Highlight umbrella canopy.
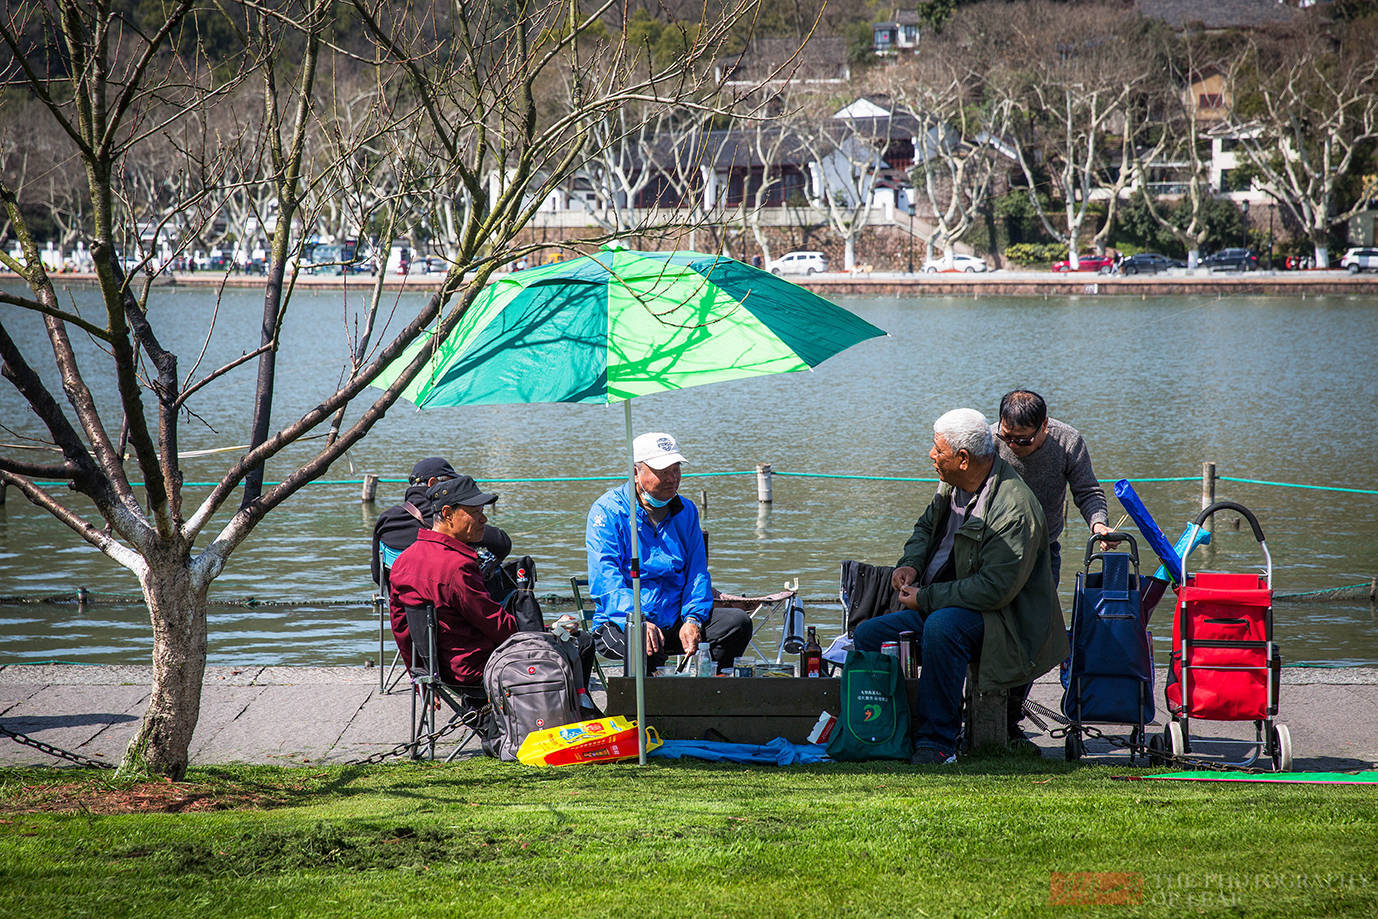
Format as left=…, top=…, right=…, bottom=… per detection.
left=374, top=247, right=885, bottom=407
left=375, top=247, right=886, bottom=763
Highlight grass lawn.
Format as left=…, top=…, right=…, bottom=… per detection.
left=1, top=758, right=1374, bottom=918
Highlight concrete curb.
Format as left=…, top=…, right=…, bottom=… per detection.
left=2, top=665, right=1375, bottom=770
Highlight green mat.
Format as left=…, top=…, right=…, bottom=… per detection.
left=1133, top=771, right=1378, bottom=784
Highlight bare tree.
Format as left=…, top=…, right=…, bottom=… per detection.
left=884, top=57, right=1012, bottom=263
left=737, top=119, right=805, bottom=265
left=790, top=99, right=892, bottom=271
left=1227, top=32, right=1378, bottom=268
left=1133, top=38, right=1225, bottom=269
left=991, top=4, right=1148, bottom=268
left=0, top=0, right=762, bottom=778
left=566, top=102, right=668, bottom=234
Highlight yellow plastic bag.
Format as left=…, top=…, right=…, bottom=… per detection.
left=516, top=715, right=661, bottom=766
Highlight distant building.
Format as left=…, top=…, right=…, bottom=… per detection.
left=872, top=11, right=920, bottom=56
left=1188, top=68, right=1231, bottom=124
left=715, top=37, right=850, bottom=86
left=1134, top=0, right=1305, bottom=30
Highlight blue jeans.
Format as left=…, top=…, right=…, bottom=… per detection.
left=855, top=606, right=984, bottom=753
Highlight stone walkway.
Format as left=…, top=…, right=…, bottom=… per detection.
left=2, top=664, right=1376, bottom=770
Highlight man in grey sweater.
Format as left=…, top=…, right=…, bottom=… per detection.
left=993, top=390, right=1112, bottom=747
left=993, top=390, right=1112, bottom=583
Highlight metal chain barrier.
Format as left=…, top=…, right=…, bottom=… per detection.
left=0, top=723, right=116, bottom=770
left=1023, top=699, right=1269, bottom=774
left=3, top=707, right=487, bottom=770
left=344, top=705, right=487, bottom=766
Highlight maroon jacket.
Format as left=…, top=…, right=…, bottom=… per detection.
left=388, top=529, right=517, bottom=685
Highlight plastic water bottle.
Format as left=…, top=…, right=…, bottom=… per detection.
left=695, top=641, right=714, bottom=677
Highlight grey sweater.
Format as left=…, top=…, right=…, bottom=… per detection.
left=991, top=418, right=1108, bottom=545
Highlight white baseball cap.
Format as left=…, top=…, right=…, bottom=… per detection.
left=633, top=432, right=687, bottom=470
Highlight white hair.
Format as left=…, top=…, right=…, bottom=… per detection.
left=934, top=408, right=994, bottom=457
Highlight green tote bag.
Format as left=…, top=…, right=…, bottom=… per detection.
left=826, top=649, right=912, bottom=761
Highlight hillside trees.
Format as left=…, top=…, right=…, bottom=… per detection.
left=882, top=49, right=1012, bottom=263
left=1227, top=29, right=1378, bottom=268
left=991, top=3, right=1156, bottom=267
left=1131, top=34, right=1228, bottom=269
left=0, top=0, right=764, bottom=779
left=791, top=100, right=892, bottom=271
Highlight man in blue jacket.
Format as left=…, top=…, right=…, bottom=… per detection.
left=586, top=432, right=751, bottom=675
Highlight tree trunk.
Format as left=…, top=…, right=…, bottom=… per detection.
left=120, top=553, right=208, bottom=780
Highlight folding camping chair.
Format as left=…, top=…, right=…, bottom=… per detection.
left=402, top=603, right=490, bottom=761
left=569, top=577, right=610, bottom=687
left=374, top=542, right=409, bottom=693
left=840, top=559, right=900, bottom=636
left=711, top=584, right=803, bottom=664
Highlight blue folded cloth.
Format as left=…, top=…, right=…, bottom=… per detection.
left=649, top=736, right=832, bottom=765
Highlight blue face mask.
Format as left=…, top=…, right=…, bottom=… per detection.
left=640, top=490, right=672, bottom=508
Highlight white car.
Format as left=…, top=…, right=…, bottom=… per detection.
left=1340, top=247, right=1378, bottom=274
left=922, top=253, right=988, bottom=273
left=766, top=250, right=827, bottom=275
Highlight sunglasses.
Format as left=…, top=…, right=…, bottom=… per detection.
left=998, top=428, right=1039, bottom=447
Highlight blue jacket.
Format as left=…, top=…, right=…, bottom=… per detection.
left=585, top=483, right=713, bottom=631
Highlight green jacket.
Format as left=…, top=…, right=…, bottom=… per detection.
left=899, top=456, right=1067, bottom=691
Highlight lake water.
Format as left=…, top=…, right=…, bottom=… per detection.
left=2, top=284, right=1376, bottom=666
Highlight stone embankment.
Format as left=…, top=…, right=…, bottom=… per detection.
left=3, top=664, right=1375, bottom=770
left=32, top=269, right=1378, bottom=297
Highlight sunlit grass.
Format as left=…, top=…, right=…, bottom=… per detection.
left=1, top=759, right=1374, bottom=918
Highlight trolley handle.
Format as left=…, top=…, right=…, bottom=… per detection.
left=1193, top=501, right=1265, bottom=543
left=1082, top=531, right=1139, bottom=570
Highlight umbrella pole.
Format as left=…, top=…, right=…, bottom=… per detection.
left=624, top=399, right=647, bottom=765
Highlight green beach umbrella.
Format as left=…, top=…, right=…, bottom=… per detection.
left=379, top=246, right=884, bottom=406
left=375, top=246, right=886, bottom=761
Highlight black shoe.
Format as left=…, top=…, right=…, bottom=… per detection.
left=1008, top=734, right=1042, bottom=758
left=910, top=747, right=957, bottom=765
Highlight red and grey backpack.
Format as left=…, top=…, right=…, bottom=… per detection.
left=482, top=631, right=582, bottom=761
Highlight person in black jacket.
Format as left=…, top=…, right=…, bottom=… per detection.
left=371, top=457, right=599, bottom=693
left=371, top=457, right=511, bottom=588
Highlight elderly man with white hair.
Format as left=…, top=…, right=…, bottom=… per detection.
left=855, top=408, right=1066, bottom=764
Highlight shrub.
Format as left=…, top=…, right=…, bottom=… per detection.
left=1004, top=242, right=1066, bottom=265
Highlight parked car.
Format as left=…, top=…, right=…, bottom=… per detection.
left=1051, top=252, right=1115, bottom=273
left=921, top=253, right=989, bottom=273
left=1119, top=252, right=1185, bottom=275
left=1340, top=247, right=1378, bottom=274
left=766, top=250, right=827, bottom=275
left=1202, top=248, right=1259, bottom=271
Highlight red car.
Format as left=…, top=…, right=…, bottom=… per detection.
left=1051, top=252, right=1115, bottom=273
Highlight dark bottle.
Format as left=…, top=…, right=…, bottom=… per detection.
left=802, top=626, right=823, bottom=678
left=898, top=630, right=919, bottom=679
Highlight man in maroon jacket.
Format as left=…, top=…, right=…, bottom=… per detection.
left=388, top=475, right=517, bottom=685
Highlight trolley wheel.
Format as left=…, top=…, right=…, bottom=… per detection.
left=1147, top=732, right=1165, bottom=766
left=1064, top=733, right=1084, bottom=761
left=1270, top=724, right=1293, bottom=773
left=1165, top=721, right=1186, bottom=760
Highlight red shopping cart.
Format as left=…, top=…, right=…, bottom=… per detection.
left=1153, top=501, right=1292, bottom=771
